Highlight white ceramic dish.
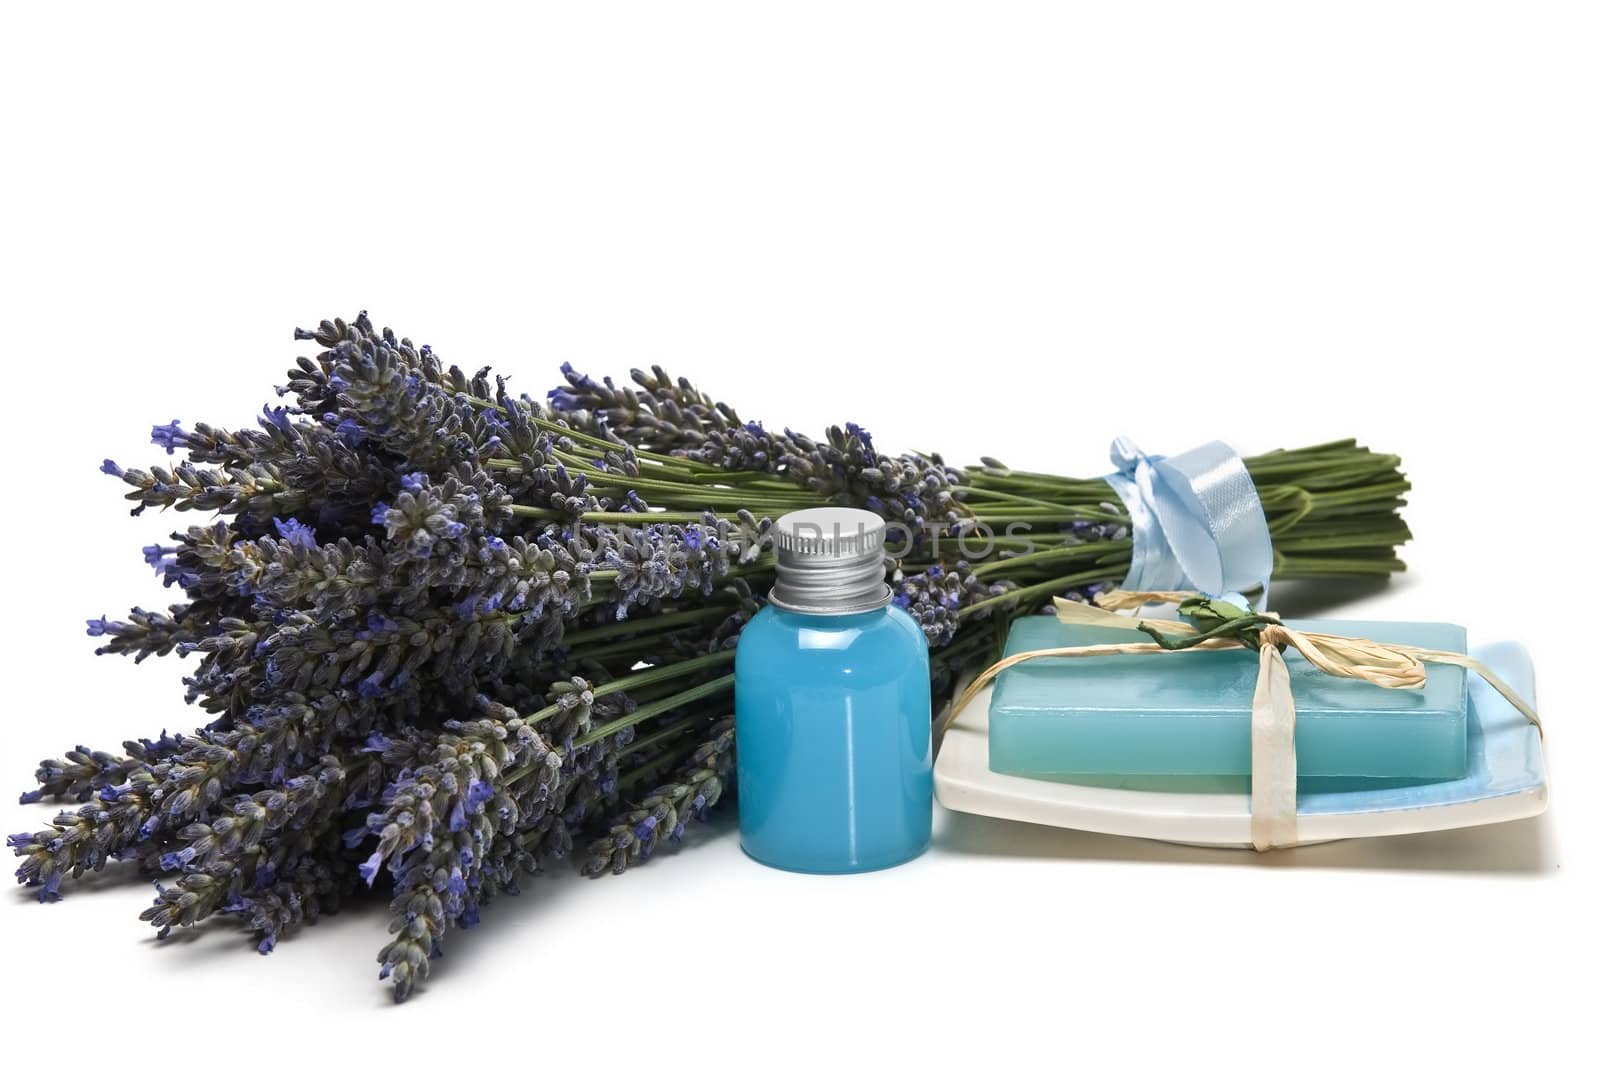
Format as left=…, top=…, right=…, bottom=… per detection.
left=934, top=641, right=1547, bottom=849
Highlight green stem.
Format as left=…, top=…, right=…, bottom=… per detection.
left=523, top=649, right=736, bottom=726
left=561, top=606, right=735, bottom=647
left=970, top=539, right=1132, bottom=578
left=617, top=738, right=705, bottom=792
left=574, top=674, right=736, bottom=747
left=960, top=567, right=1125, bottom=618
left=510, top=505, right=716, bottom=524
left=616, top=703, right=728, bottom=761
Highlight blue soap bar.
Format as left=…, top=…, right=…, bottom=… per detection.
left=988, top=616, right=1469, bottom=781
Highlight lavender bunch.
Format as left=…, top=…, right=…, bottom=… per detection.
left=13, top=313, right=1412, bottom=1002
left=546, top=360, right=1411, bottom=691
left=15, top=316, right=756, bottom=1000
left=549, top=364, right=965, bottom=536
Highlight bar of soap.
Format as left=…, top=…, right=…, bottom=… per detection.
left=988, top=616, right=1469, bottom=781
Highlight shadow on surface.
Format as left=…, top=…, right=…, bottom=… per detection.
left=411, top=807, right=741, bottom=1004
left=5, top=804, right=746, bottom=1007
left=1266, top=574, right=1412, bottom=618
left=934, top=807, right=1557, bottom=875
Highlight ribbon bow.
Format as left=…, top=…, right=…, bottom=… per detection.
left=1105, top=438, right=1275, bottom=609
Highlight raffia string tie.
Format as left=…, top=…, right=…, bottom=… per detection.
left=945, top=591, right=1541, bottom=852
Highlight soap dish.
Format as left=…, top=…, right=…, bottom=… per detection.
left=933, top=641, right=1548, bottom=849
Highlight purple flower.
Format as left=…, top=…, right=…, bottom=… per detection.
left=546, top=388, right=583, bottom=412
left=547, top=362, right=600, bottom=411
left=464, top=779, right=494, bottom=812
left=137, top=731, right=181, bottom=758
left=100, top=459, right=124, bottom=477
left=151, top=419, right=188, bottom=454
left=359, top=732, right=392, bottom=754
left=363, top=612, right=399, bottom=635
left=142, top=544, right=177, bottom=573
left=359, top=849, right=385, bottom=887
left=272, top=517, right=319, bottom=550
left=260, top=404, right=295, bottom=434
left=159, top=846, right=196, bottom=871
left=332, top=416, right=365, bottom=445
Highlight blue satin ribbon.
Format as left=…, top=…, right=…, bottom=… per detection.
left=1103, top=437, right=1274, bottom=609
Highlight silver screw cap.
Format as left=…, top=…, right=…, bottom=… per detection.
left=768, top=507, right=892, bottom=615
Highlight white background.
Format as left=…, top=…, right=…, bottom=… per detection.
left=2, top=3, right=1595, bottom=1066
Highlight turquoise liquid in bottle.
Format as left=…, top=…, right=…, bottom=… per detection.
left=735, top=508, right=932, bottom=874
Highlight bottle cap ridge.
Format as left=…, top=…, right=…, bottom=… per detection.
left=769, top=507, right=892, bottom=615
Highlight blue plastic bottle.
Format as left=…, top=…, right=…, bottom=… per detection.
left=735, top=507, right=932, bottom=873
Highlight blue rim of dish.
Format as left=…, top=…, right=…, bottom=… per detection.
left=1295, top=641, right=1543, bottom=816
